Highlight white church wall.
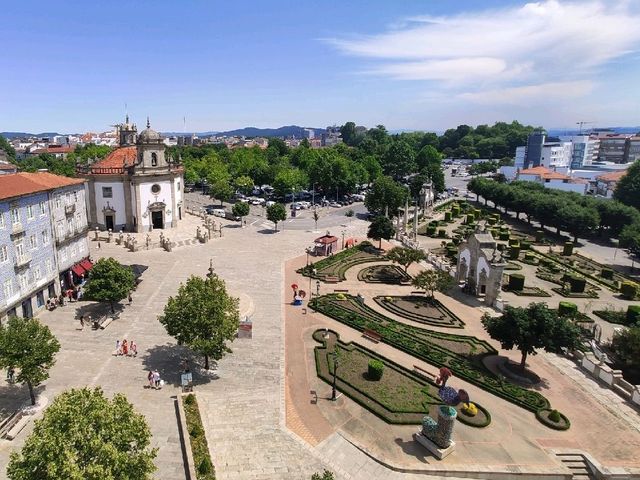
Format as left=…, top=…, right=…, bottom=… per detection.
left=139, top=180, right=174, bottom=229
left=94, top=181, right=126, bottom=227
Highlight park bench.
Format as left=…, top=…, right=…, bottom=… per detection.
left=324, top=275, right=339, bottom=283
left=334, top=289, right=349, bottom=293
left=362, top=328, right=382, bottom=343
left=411, top=291, right=426, bottom=295
left=413, top=365, right=436, bottom=381
left=1, top=411, right=27, bottom=440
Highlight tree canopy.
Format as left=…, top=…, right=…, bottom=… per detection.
left=386, top=247, right=426, bottom=272
left=364, top=176, right=408, bottom=216
left=611, top=325, right=640, bottom=370
left=367, top=216, right=395, bottom=249
left=614, top=160, right=640, bottom=211
left=7, top=387, right=157, bottom=480
left=266, top=203, right=287, bottom=231
left=159, top=274, right=240, bottom=370
left=411, top=269, right=454, bottom=298
left=232, top=201, right=250, bottom=218
left=0, top=316, right=60, bottom=405
left=481, top=303, right=581, bottom=370
left=84, top=257, right=136, bottom=313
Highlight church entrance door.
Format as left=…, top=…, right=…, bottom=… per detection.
left=105, top=214, right=114, bottom=231
left=151, top=210, right=164, bottom=229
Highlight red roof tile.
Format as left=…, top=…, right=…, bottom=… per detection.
left=90, top=146, right=137, bottom=172
left=597, top=170, right=627, bottom=182
left=519, top=166, right=570, bottom=180
left=0, top=172, right=85, bottom=201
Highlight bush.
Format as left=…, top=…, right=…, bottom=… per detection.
left=562, top=242, right=574, bottom=256
left=627, top=305, right=640, bottom=324
left=508, top=238, right=519, bottom=247
left=198, top=457, right=213, bottom=475
left=524, top=252, right=536, bottom=261
left=452, top=205, right=460, bottom=217
left=601, top=268, right=614, bottom=280
left=520, top=240, right=531, bottom=250
left=438, top=229, right=446, bottom=238
left=487, top=216, right=497, bottom=225
left=535, top=230, right=545, bottom=242
left=368, top=359, right=384, bottom=380
left=444, top=211, right=452, bottom=222
left=509, top=246, right=520, bottom=260
left=461, top=402, right=478, bottom=417
left=184, top=393, right=196, bottom=405
left=466, top=213, right=475, bottom=224
left=558, top=301, right=578, bottom=317
left=568, top=276, right=586, bottom=293
left=548, top=409, right=561, bottom=422
left=499, top=231, right=510, bottom=241
left=426, top=225, right=437, bottom=236
left=621, top=281, right=638, bottom=300
left=508, top=274, right=525, bottom=291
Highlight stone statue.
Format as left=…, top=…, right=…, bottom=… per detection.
left=415, top=405, right=457, bottom=459
left=146, top=234, right=151, bottom=249
left=107, top=230, right=113, bottom=243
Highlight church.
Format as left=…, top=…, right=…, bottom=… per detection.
left=79, top=117, right=184, bottom=233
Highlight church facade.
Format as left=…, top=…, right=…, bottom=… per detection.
left=79, top=117, right=184, bottom=233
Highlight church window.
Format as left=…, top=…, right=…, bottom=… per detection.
left=102, top=187, right=112, bottom=198
left=151, top=184, right=161, bottom=194
left=151, top=153, right=158, bottom=166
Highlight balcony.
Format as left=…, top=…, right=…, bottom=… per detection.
left=10, top=222, right=24, bottom=236
left=64, top=204, right=76, bottom=216
left=55, top=226, right=89, bottom=246
left=14, top=254, right=32, bottom=269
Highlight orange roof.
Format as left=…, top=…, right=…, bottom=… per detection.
left=597, top=170, right=627, bottom=182
left=32, top=145, right=75, bottom=154
left=0, top=172, right=85, bottom=201
left=519, top=166, right=551, bottom=175
left=519, top=166, right=570, bottom=180
left=315, top=234, right=338, bottom=244
left=91, top=146, right=137, bottom=171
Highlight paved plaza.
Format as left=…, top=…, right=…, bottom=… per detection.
left=1, top=208, right=640, bottom=480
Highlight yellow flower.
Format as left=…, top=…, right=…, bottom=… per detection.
left=462, top=402, right=478, bottom=417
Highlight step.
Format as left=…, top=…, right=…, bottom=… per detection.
left=562, top=461, right=588, bottom=469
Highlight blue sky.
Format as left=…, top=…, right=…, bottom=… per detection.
left=1, top=0, right=639, bottom=133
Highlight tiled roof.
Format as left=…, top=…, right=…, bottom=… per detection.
left=0, top=172, right=85, bottom=201
left=597, top=170, right=627, bottom=182
left=519, top=166, right=553, bottom=175
left=91, top=146, right=137, bottom=171
left=519, top=166, right=570, bottom=180
left=31, top=145, right=75, bottom=154
left=315, top=235, right=338, bottom=244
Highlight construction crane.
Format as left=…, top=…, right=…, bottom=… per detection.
left=576, top=121, right=596, bottom=134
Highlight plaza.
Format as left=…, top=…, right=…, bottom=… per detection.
left=1, top=202, right=640, bottom=480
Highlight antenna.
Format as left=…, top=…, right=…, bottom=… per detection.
left=576, top=121, right=595, bottom=134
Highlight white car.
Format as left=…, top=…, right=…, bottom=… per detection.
left=250, top=198, right=264, bottom=205
left=265, top=200, right=276, bottom=207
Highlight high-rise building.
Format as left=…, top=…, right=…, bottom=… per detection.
left=524, top=131, right=545, bottom=168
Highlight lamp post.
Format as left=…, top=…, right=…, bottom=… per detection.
left=331, top=350, right=339, bottom=401
left=316, top=280, right=320, bottom=297
left=207, top=259, right=215, bottom=279
left=341, top=230, right=346, bottom=250
left=312, top=183, right=317, bottom=207
left=306, top=247, right=311, bottom=266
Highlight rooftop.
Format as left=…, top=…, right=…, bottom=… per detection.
left=0, top=172, right=85, bottom=201
left=597, top=170, right=628, bottom=182
left=89, top=146, right=137, bottom=172
left=519, top=166, right=571, bottom=180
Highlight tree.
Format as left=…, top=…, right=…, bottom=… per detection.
left=84, top=257, right=136, bottom=313
left=233, top=175, right=254, bottom=195
left=340, top=122, right=357, bottom=146
left=611, top=325, right=640, bottom=369
left=412, top=269, right=454, bottom=299
left=273, top=167, right=308, bottom=198
left=364, top=176, right=408, bottom=216
left=268, top=137, right=289, bottom=156
left=7, top=387, right=157, bottom=480
left=382, top=140, right=416, bottom=178
left=0, top=134, right=16, bottom=161
left=232, top=201, right=250, bottom=221
left=159, top=274, right=240, bottom=370
left=613, top=160, right=639, bottom=210
left=0, top=317, right=60, bottom=405
left=386, top=247, right=426, bottom=272
left=209, top=180, right=233, bottom=206
left=312, top=208, right=320, bottom=231
left=481, top=303, right=581, bottom=370
left=311, top=470, right=335, bottom=480
left=266, top=202, right=287, bottom=231
left=367, top=215, right=395, bottom=249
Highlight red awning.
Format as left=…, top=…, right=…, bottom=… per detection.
left=80, top=259, right=93, bottom=271
left=71, top=264, right=86, bottom=277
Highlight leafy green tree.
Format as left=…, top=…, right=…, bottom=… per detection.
left=382, top=140, right=416, bottom=178
left=558, top=203, right=600, bottom=243
left=620, top=223, right=640, bottom=258
left=613, top=160, right=639, bottom=210
left=386, top=247, right=426, bottom=272
left=232, top=201, right=250, bottom=220
left=273, top=167, right=308, bottom=197
left=367, top=215, right=395, bottom=249
left=209, top=180, right=234, bottom=206
left=266, top=202, right=287, bottom=231
left=364, top=176, right=408, bottom=216
left=311, top=470, right=335, bottom=480
left=0, top=317, right=60, bottom=405
left=159, top=274, right=240, bottom=370
left=84, top=257, right=136, bottom=313
left=234, top=175, right=254, bottom=195
left=481, top=303, right=581, bottom=370
left=340, top=122, right=357, bottom=146
left=7, top=387, right=157, bottom=480
left=416, top=145, right=445, bottom=192
left=0, top=134, right=16, bottom=160
left=412, top=269, right=453, bottom=299
left=611, top=325, right=640, bottom=369
left=267, top=137, right=289, bottom=156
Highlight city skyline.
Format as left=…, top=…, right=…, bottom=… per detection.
left=1, top=0, right=639, bottom=133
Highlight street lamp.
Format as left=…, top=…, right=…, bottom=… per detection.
left=331, top=350, right=339, bottom=401
left=341, top=230, right=346, bottom=250
left=316, top=280, right=320, bottom=297
left=312, top=183, right=317, bottom=207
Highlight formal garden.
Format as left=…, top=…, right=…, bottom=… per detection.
left=308, top=293, right=569, bottom=428
left=373, top=295, right=465, bottom=328
left=357, top=265, right=412, bottom=285
left=298, top=241, right=381, bottom=282
left=312, top=330, right=491, bottom=428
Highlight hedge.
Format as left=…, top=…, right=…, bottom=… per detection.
left=568, top=276, right=586, bottom=293
left=562, top=242, right=574, bottom=256
left=466, top=213, right=475, bottom=224
left=535, top=230, right=545, bottom=242
left=601, top=268, right=614, bottom=280
left=535, top=408, right=570, bottom=431
left=368, top=359, right=384, bottom=380
left=520, top=240, right=531, bottom=250
left=621, top=282, right=638, bottom=300
left=499, top=231, right=510, bottom=241
left=627, top=305, right=640, bottom=324
left=438, top=229, right=447, bottom=238
left=509, top=246, right=520, bottom=260
left=444, top=211, right=452, bottom=222
left=508, top=274, right=525, bottom=291
left=558, top=301, right=578, bottom=317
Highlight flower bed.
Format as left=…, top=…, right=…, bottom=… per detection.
left=455, top=402, right=491, bottom=428
left=298, top=241, right=381, bottom=282
left=312, top=329, right=491, bottom=427
left=535, top=408, right=570, bottom=431
left=503, top=285, right=552, bottom=297
left=309, top=294, right=557, bottom=420
left=551, top=287, right=599, bottom=299
left=183, top=394, right=216, bottom=479
left=357, top=265, right=412, bottom=285
left=373, top=295, right=465, bottom=328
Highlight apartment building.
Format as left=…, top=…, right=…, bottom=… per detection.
left=0, top=172, right=90, bottom=322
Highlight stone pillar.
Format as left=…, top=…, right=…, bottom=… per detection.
left=403, top=198, right=409, bottom=233
left=413, top=205, right=418, bottom=239
left=433, top=406, right=456, bottom=448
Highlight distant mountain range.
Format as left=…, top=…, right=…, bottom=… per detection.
left=1, top=132, right=64, bottom=139
left=186, top=125, right=326, bottom=138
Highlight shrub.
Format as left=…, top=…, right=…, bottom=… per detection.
left=548, top=409, right=561, bottom=423
left=535, top=230, right=545, bottom=242
left=444, top=211, right=452, bottom=221
left=452, top=205, right=460, bottom=216
left=189, top=423, right=203, bottom=437
left=461, top=402, right=478, bottom=417
left=558, top=301, right=578, bottom=317
left=568, top=276, right=586, bottom=293
left=627, top=305, right=640, bottom=324
left=466, top=213, right=475, bottom=224
left=509, top=246, right=520, bottom=260
left=487, top=216, right=497, bottom=225
left=562, top=242, right=574, bottom=256
left=520, top=240, right=531, bottom=250
left=499, top=231, right=510, bottom=241
left=438, top=229, right=446, bottom=238
left=184, top=393, right=196, bottom=405
left=508, top=238, right=519, bottom=247
left=524, top=252, right=536, bottom=261
left=601, top=268, right=614, bottom=280
left=198, top=457, right=213, bottom=475
left=426, top=225, right=437, bottom=236
left=368, top=359, right=384, bottom=380
left=336, top=293, right=347, bottom=300
left=508, top=274, right=525, bottom=291
left=621, top=281, right=638, bottom=300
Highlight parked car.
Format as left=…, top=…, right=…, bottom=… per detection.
left=265, top=200, right=276, bottom=207
left=329, top=201, right=341, bottom=208
left=206, top=207, right=226, bottom=217
left=225, top=211, right=241, bottom=221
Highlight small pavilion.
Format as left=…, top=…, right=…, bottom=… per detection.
left=314, top=233, right=339, bottom=256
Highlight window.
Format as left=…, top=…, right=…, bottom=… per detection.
left=42, top=229, right=49, bottom=245
left=39, top=200, right=46, bottom=215
left=151, top=152, right=158, bottom=166
left=0, top=212, right=4, bottom=228
left=102, top=187, right=113, bottom=198
left=18, top=273, right=28, bottom=291
left=67, top=218, right=74, bottom=235
left=45, top=258, right=53, bottom=273
left=76, top=212, right=82, bottom=229
left=0, top=245, right=8, bottom=263
left=14, top=240, right=25, bottom=259
left=177, top=181, right=181, bottom=191
left=60, top=247, right=67, bottom=262
left=56, top=220, right=64, bottom=237
left=27, top=204, right=34, bottom=219
left=34, top=266, right=41, bottom=281
left=4, top=279, right=12, bottom=299
left=55, top=195, right=61, bottom=208
left=29, top=234, right=37, bottom=249
left=151, top=184, right=161, bottom=194
left=10, top=207, right=19, bottom=225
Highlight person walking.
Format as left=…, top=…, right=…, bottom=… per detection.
left=6, top=367, right=15, bottom=383
left=122, top=339, right=128, bottom=356
left=147, top=370, right=154, bottom=388
left=115, top=339, right=121, bottom=356
left=128, top=293, right=133, bottom=306
left=79, top=315, right=85, bottom=330
left=130, top=341, right=137, bottom=357
left=153, top=370, right=161, bottom=389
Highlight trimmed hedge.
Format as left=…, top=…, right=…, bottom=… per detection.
left=535, top=230, right=545, bottom=242
left=627, top=305, right=640, bottom=324
left=562, top=242, right=574, bottom=256
left=183, top=394, right=216, bottom=480
left=558, top=301, right=578, bottom=317
left=520, top=240, right=531, bottom=250
left=368, top=359, right=384, bottom=380
left=444, top=211, right=452, bottom=222
left=601, top=268, right=614, bottom=280
left=499, top=231, right=510, bottom=241
left=508, top=274, right=525, bottom=291
left=568, top=276, right=586, bottom=293
left=438, top=229, right=447, bottom=238
left=535, top=408, right=570, bottom=431
left=509, top=246, right=520, bottom=260
left=621, top=282, right=638, bottom=300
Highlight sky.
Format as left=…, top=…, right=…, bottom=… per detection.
left=1, top=0, right=639, bottom=133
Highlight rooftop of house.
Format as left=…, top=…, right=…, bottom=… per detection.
left=597, top=170, right=628, bottom=182
left=0, top=172, right=85, bottom=201
left=89, top=146, right=137, bottom=171
left=519, top=166, right=571, bottom=180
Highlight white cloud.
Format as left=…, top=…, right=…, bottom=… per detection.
left=327, top=0, right=640, bottom=104
left=458, top=81, right=595, bottom=105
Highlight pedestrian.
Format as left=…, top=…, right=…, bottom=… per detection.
left=115, top=339, right=121, bottom=356
left=122, top=339, right=128, bottom=356
left=128, top=293, right=132, bottom=305
left=79, top=315, right=85, bottom=330
left=130, top=341, right=137, bottom=357
left=97, top=241, right=101, bottom=249
left=6, top=367, right=15, bottom=383
left=147, top=370, right=154, bottom=388
left=153, top=370, right=161, bottom=389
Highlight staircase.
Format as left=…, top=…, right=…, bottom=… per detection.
left=556, top=452, right=595, bottom=480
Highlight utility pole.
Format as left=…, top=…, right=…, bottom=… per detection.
left=576, top=121, right=595, bottom=135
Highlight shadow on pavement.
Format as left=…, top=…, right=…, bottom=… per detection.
left=257, top=229, right=278, bottom=234
left=0, top=381, right=47, bottom=415
left=74, top=301, right=125, bottom=321
left=140, top=343, right=218, bottom=388
left=394, top=437, right=431, bottom=463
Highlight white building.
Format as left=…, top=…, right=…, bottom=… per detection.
left=79, top=117, right=184, bottom=233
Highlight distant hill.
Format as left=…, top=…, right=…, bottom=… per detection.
left=210, top=125, right=324, bottom=138
left=548, top=126, right=640, bottom=137
left=1, top=132, right=63, bottom=139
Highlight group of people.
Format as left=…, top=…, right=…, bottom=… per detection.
left=46, top=286, right=85, bottom=311
left=114, top=339, right=137, bottom=357
left=147, top=370, right=163, bottom=389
